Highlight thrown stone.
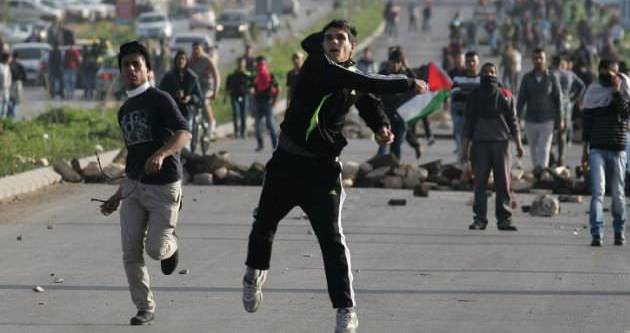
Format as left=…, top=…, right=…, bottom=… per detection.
left=54, top=277, right=64, bottom=284
left=16, top=235, right=22, bottom=241
left=33, top=286, right=45, bottom=293
left=179, top=269, right=190, bottom=275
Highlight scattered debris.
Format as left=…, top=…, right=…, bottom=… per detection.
left=32, top=286, right=45, bottom=293
left=178, top=269, right=190, bottom=275
left=16, top=235, right=22, bottom=241
left=54, top=278, right=64, bottom=284
left=46, top=224, right=54, bottom=230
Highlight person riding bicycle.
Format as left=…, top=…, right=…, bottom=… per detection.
left=159, top=50, right=203, bottom=153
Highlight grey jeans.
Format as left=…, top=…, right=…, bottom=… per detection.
left=119, top=178, right=182, bottom=312
left=525, top=120, right=555, bottom=168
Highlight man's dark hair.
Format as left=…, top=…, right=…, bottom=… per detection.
left=599, top=58, right=619, bottom=71
left=255, top=55, right=266, bottom=63
left=533, top=47, right=545, bottom=55
left=321, top=19, right=358, bottom=43
left=192, top=41, right=202, bottom=48
left=464, top=50, right=478, bottom=59
left=481, top=62, right=496, bottom=72
left=12, top=51, right=19, bottom=59
left=118, top=40, right=152, bottom=71
left=388, top=49, right=404, bottom=62
left=551, top=54, right=562, bottom=67
left=173, top=49, right=187, bottom=66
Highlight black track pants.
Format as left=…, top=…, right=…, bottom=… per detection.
left=245, top=148, right=355, bottom=309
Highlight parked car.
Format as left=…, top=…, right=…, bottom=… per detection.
left=0, top=23, right=32, bottom=44
left=188, top=5, right=216, bottom=30
left=11, top=42, right=52, bottom=84
left=215, top=10, right=250, bottom=41
left=95, top=55, right=123, bottom=100
left=249, top=12, right=280, bottom=33
left=169, top=32, right=214, bottom=56
left=136, top=12, right=173, bottom=39
left=8, top=0, right=64, bottom=22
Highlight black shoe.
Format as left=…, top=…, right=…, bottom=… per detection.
left=130, top=311, right=154, bottom=326
left=615, top=232, right=625, bottom=246
left=469, top=221, right=487, bottom=230
left=497, top=221, right=518, bottom=231
left=161, top=250, right=179, bottom=275
left=591, top=235, right=603, bottom=247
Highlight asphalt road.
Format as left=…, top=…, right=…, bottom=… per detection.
left=4, top=2, right=630, bottom=333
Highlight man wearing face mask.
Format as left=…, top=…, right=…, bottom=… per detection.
left=463, top=63, right=524, bottom=231
left=517, top=48, right=562, bottom=174
left=241, top=19, right=427, bottom=333
left=582, top=59, right=630, bottom=247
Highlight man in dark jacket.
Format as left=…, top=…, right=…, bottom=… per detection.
left=517, top=48, right=562, bottom=172
left=463, top=62, right=524, bottom=231
left=159, top=50, right=202, bottom=152
left=241, top=19, right=427, bottom=333
left=225, top=57, right=253, bottom=139
left=376, top=48, right=421, bottom=159
left=581, top=59, right=630, bottom=247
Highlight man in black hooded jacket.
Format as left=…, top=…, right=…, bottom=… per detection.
left=159, top=50, right=202, bottom=151
left=241, top=19, right=427, bottom=333
left=462, top=62, right=524, bottom=231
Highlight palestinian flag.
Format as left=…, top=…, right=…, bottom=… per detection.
left=397, top=62, right=452, bottom=125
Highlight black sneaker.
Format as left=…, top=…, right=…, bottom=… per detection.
left=469, top=221, right=487, bottom=230
left=497, top=221, right=518, bottom=231
left=161, top=250, right=179, bottom=275
left=591, top=235, right=603, bottom=247
left=615, top=232, right=625, bottom=246
left=130, top=311, right=154, bottom=326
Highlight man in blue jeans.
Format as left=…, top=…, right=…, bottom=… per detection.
left=582, top=59, right=630, bottom=247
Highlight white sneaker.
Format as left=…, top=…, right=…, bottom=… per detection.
left=335, top=307, right=359, bottom=333
left=242, top=267, right=267, bottom=313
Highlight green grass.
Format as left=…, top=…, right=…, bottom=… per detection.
left=0, top=107, right=122, bottom=178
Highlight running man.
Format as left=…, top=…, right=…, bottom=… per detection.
left=100, top=41, right=191, bottom=326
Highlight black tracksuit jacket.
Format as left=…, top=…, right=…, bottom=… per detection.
left=279, top=32, right=417, bottom=158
